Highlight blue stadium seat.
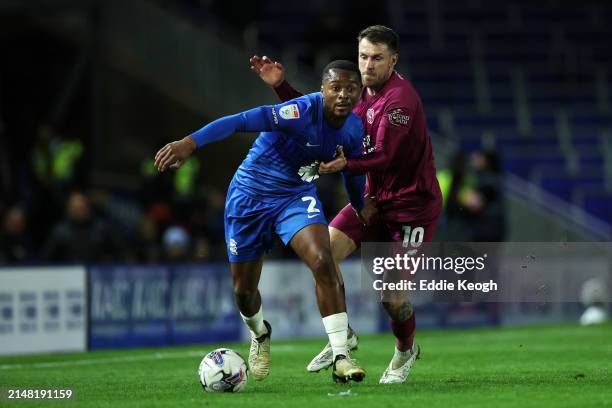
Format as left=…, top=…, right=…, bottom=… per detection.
left=502, top=153, right=566, bottom=179
left=581, top=193, right=612, bottom=222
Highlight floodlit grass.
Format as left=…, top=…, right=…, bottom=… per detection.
left=1, top=323, right=611, bottom=407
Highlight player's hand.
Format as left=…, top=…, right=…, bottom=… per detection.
left=250, top=55, right=285, bottom=87
left=357, top=195, right=378, bottom=226
left=318, top=146, right=347, bottom=174
left=154, top=136, right=196, bottom=172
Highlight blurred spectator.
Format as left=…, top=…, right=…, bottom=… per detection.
left=137, top=216, right=163, bottom=263
left=44, top=191, right=124, bottom=262
left=32, top=124, right=85, bottom=193
left=439, top=150, right=506, bottom=242
left=440, top=152, right=473, bottom=241
left=163, top=225, right=191, bottom=261
left=193, top=235, right=212, bottom=260
left=0, top=205, right=34, bottom=263
left=468, top=151, right=506, bottom=242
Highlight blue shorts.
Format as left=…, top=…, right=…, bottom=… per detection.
left=224, top=182, right=327, bottom=263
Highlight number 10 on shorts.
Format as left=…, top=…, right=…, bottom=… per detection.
left=402, top=226, right=424, bottom=250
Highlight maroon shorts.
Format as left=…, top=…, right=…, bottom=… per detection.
left=329, top=204, right=438, bottom=246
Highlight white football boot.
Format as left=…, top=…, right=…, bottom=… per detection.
left=306, top=331, right=358, bottom=372
left=332, top=354, right=366, bottom=383
left=248, top=320, right=272, bottom=381
left=379, top=343, right=421, bottom=384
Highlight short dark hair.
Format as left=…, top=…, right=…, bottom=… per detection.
left=321, top=60, right=360, bottom=82
left=357, top=25, right=399, bottom=53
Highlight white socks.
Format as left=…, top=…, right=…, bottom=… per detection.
left=392, top=346, right=412, bottom=369
left=240, top=306, right=267, bottom=338
left=394, top=346, right=412, bottom=359
left=322, top=312, right=348, bottom=359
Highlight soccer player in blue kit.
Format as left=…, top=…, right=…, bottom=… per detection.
left=154, top=60, right=367, bottom=383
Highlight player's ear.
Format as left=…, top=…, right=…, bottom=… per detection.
left=391, top=53, right=398, bottom=68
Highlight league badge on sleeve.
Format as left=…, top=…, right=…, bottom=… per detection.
left=279, top=104, right=300, bottom=120
left=388, top=108, right=410, bottom=127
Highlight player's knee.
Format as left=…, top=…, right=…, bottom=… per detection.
left=382, top=299, right=405, bottom=313
left=233, top=284, right=257, bottom=301
left=382, top=300, right=413, bottom=321
left=309, top=251, right=338, bottom=286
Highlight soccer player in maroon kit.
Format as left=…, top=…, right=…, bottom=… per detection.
left=250, top=25, right=442, bottom=384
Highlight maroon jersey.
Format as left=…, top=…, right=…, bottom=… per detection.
left=275, top=71, right=441, bottom=223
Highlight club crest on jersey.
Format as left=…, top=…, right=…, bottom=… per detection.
left=388, top=108, right=410, bottom=127
left=367, top=108, right=375, bottom=124
left=279, top=104, right=300, bottom=120
left=229, top=239, right=238, bottom=256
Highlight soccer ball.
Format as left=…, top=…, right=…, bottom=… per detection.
left=198, top=348, right=248, bottom=393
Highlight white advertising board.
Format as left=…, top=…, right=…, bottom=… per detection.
left=0, top=266, right=87, bottom=355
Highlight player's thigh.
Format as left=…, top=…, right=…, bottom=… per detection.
left=328, top=204, right=377, bottom=260
left=289, top=223, right=333, bottom=268
left=224, top=186, right=275, bottom=263
left=329, top=227, right=357, bottom=263
left=275, top=191, right=327, bottom=249
left=274, top=192, right=335, bottom=273
left=230, top=258, right=264, bottom=294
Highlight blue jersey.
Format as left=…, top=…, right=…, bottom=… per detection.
left=234, top=93, right=363, bottom=198
left=189, top=93, right=366, bottom=262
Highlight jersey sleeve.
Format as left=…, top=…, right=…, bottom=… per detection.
left=342, top=172, right=366, bottom=211
left=345, top=91, right=417, bottom=173
left=190, top=98, right=311, bottom=147
left=266, top=98, right=312, bottom=133
left=274, top=80, right=304, bottom=102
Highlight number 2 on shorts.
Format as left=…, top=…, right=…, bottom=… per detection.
left=302, top=196, right=321, bottom=218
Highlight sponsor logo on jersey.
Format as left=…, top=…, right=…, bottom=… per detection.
left=362, top=134, right=376, bottom=154
left=297, top=161, right=320, bottom=182
left=279, top=104, right=300, bottom=120
left=271, top=107, right=279, bottom=124
left=229, top=239, right=238, bottom=256
left=363, top=134, right=371, bottom=148
left=388, top=108, right=410, bottom=127
left=367, top=108, right=375, bottom=124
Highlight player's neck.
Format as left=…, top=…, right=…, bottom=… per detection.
left=323, top=110, right=347, bottom=129
left=366, top=86, right=379, bottom=97
left=366, top=71, right=394, bottom=96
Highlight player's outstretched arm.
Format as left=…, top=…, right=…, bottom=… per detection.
left=155, top=101, right=309, bottom=172
left=249, top=55, right=285, bottom=87
left=249, top=54, right=303, bottom=102
left=345, top=104, right=416, bottom=174
left=154, top=136, right=196, bottom=172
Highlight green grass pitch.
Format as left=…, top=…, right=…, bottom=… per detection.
left=1, top=323, right=610, bottom=407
